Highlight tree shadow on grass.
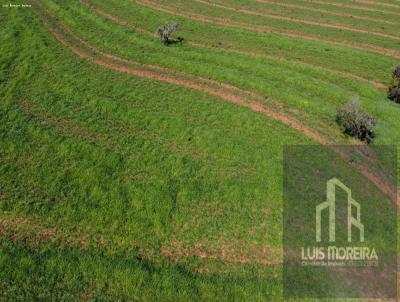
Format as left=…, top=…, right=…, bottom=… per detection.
left=163, top=37, right=184, bottom=46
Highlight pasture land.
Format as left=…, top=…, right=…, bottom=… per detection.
left=0, top=0, right=399, bottom=300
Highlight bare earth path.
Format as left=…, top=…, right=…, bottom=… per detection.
left=84, top=0, right=386, bottom=89
left=195, top=0, right=400, bottom=41
left=254, top=0, right=397, bottom=25
left=302, top=0, right=400, bottom=16
left=10, top=0, right=392, bottom=266
left=350, top=0, right=400, bottom=9
left=33, top=0, right=397, bottom=204
left=134, top=0, right=400, bottom=59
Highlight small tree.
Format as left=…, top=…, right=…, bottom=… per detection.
left=336, top=99, right=377, bottom=143
left=157, top=22, right=180, bottom=45
left=388, top=65, right=400, bottom=103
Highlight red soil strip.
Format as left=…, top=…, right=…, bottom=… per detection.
left=45, top=10, right=332, bottom=143
left=303, top=0, right=400, bottom=16
left=55, top=27, right=396, bottom=204
left=255, top=0, right=396, bottom=25
left=87, top=2, right=385, bottom=89
left=0, top=216, right=106, bottom=249
left=351, top=0, right=400, bottom=9
left=198, top=43, right=386, bottom=89
left=195, top=0, right=400, bottom=41
left=36, top=12, right=327, bottom=145
left=82, top=1, right=153, bottom=36
left=33, top=1, right=398, bottom=205
left=161, top=241, right=282, bottom=266
left=332, top=146, right=397, bottom=203
left=56, top=17, right=168, bottom=73
left=51, top=4, right=293, bottom=108
left=134, top=0, right=400, bottom=59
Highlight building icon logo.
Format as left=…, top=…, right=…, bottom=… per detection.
left=316, top=178, right=364, bottom=243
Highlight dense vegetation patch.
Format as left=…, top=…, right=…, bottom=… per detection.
left=388, top=65, right=400, bottom=103
left=336, top=99, right=377, bottom=143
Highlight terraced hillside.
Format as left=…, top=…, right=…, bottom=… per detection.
left=0, top=0, right=399, bottom=300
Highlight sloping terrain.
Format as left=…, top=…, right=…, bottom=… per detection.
left=0, top=0, right=399, bottom=300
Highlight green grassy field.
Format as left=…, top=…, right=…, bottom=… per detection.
left=0, top=0, right=399, bottom=300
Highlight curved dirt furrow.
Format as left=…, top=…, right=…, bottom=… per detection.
left=33, top=0, right=398, bottom=207
left=332, top=146, right=397, bottom=203
left=87, top=2, right=385, bottom=89
left=195, top=0, right=400, bottom=41
left=83, top=1, right=153, bottom=36
left=161, top=241, right=283, bottom=266
left=33, top=1, right=327, bottom=144
left=350, top=0, right=400, bottom=9
left=52, top=19, right=397, bottom=204
left=302, top=0, right=400, bottom=16
left=65, top=40, right=326, bottom=144
left=75, top=5, right=277, bottom=100
left=255, top=0, right=396, bottom=25
left=0, top=216, right=101, bottom=249
left=134, top=0, right=400, bottom=59
left=193, top=42, right=386, bottom=89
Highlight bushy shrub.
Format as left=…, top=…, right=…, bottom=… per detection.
left=157, top=22, right=180, bottom=45
left=336, top=99, right=377, bottom=143
left=388, top=65, right=400, bottom=103
left=388, top=86, right=400, bottom=103
left=392, top=65, right=400, bottom=79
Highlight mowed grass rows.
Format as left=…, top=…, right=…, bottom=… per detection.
left=0, top=0, right=399, bottom=300
left=40, top=0, right=400, bottom=144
